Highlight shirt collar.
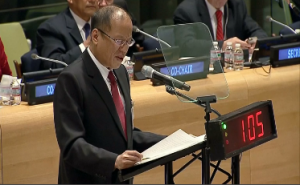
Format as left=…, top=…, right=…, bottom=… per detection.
left=69, top=8, right=91, bottom=31
left=87, top=48, right=112, bottom=81
left=204, top=0, right=224, bottom=19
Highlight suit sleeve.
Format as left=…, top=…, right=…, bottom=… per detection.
left=241, top=1, right=268, bottom=38
left=173, top=4, right=192, bottom=24
left=36, top=22, right=82, bottom=70
left=53, top=71, right=118, bottom=177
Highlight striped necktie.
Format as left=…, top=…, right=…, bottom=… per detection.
left=215, top=10, right=223, bottom=40
left=108, top=71, right=127, bottom=139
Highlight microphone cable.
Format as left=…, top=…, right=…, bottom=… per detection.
left=246, top=60, right=272, bottom=74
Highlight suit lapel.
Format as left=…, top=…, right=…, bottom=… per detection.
left=83, top=51, right=127, bottom=141
left=198, top=0, right=214, bottom=39
left=114, top=67, right=133, bottom=149
left=65, top=8, right=83, bottom=45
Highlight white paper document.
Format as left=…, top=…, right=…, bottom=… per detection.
left=135, top=129, right=206, bottom=165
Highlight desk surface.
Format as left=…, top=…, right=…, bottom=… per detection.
left=0, top=65, right=299, bottom=184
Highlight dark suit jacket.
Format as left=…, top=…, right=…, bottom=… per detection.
left=53, top=49, right=164, bottom=184
left=36, top=8, right=84, bottom=70
left=279, top=0, right=300, bottom=22
left=174, top=0, right=268, bottom=43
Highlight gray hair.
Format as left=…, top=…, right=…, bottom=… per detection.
left=91, top=5, right=129, bottom=32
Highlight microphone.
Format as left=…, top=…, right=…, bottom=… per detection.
left=132, top=26, right=171, bottom=48
left=31, top=53, right=68, bottom=67
left=141, top=65, right=191, bottom=91
left=266, top=15, right=297, bottom=34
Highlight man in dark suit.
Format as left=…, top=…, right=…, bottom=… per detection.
left=278, top=0, right=300, bottom=35
left=53, top=5, right=164, bottom=184
left=36, top=0, right=141, bottom=70
left=174, top=0, right=268, bottom=53
left=278, top=0, right=300, bottom=22
left=36, top=0, right=104, bottom=70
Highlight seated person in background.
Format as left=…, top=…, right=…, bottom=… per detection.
left=37, top=0, right=141, bottom=70
left=36, top=0, right=111, bottom=70
left=0, top=37, right=12, bottom=80
left=53, top=5, right=164, bottom=184
left=278, top=0, right=300, bottom=35
left=279, top=0, right=300, bottom=22
left=174, top=0, right=268, bottom=54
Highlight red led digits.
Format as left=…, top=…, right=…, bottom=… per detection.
left=256, top=111, right=264, bottom=137
left=242, top=120, right=246, bottom=142
left=241, top=110, right=265, bottom=142
left=248, top=115, right=256, bottom=141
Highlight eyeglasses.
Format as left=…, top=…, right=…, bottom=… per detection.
left=97, top=28, right=135, bottom=47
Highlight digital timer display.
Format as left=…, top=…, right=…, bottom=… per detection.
left=206, top=100, right=277, bottom=161
left=35, top=83, right=56, bottom=97
left=222, top=105, right=273, bottom=154
left=159, top=61, right=204, bottom=77
left=278, top=46, right=300, bottom=60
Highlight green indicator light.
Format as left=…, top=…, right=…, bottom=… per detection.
left=222, top=124, right=227, bottom=130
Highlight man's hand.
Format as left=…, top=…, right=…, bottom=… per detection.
left=245, top=37, right=257, bottom=54
left=83, top=35, right=91, bottom=48
left=223, top=37, right=251, bottom=51
left=115, top=150, right=143, bottom=170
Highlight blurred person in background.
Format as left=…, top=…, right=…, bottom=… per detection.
left=37, top=0, right=141, bottom=70
left=278, top=0, right=300, bottom=35
left=279, top=0, right=300, bottom=22
left=174, top=0, right=268, bottom=54
left=36, top=0, right=112, bottom=70
left=0, top=37, right=12, bottom=81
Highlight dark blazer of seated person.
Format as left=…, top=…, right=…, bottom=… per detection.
left=174, top=0, right=268, bottom=49
left=36, top=8, right=86, bottom=70
left=278, top=0, right=300, bottom=23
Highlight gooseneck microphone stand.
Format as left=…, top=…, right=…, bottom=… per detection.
left=165, top=85, right=238, bottom=184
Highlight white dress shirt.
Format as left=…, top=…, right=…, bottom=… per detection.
left=70, top=8, right=91, bottom=53
left=87, top=48, right=126, bottom=108
left=204, top=0, right=224, bottom=40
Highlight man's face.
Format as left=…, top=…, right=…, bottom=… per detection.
left=93, top=12, right=133, bottom=69
left=99, top=0, right=114, bottom=8
left=68, top=0, right=99, bottom=21
left=207, top=0, right=228, bottom=9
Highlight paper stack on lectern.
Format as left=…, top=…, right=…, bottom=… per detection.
left=135, top=129, right=206, bottom=165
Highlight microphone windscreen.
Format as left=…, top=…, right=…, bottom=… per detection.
left=31, top=53, right=38, bottom=60
left=141, top=65, right=153, bottom=78
left=132, top=26, right=139, bottom=33
left=265, top=16, right=272, bottom=22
